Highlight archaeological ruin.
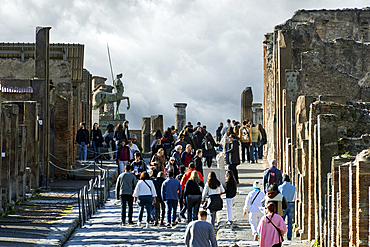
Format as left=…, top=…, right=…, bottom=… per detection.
left=263, top=7, right=370, bottom=247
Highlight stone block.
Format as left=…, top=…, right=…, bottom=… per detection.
left=174, top=103, right=187, bottom=131
left=241, top=87, right=253, bottom=122
left=319, top=95, right=347, bottom=105
left=142, top=117, right=151, bottom=153
left=150, top=115, right=163, bottom=145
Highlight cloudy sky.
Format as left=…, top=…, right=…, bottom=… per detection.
left=1, top=0, right=369, bottom=132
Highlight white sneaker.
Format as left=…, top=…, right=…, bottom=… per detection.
left=146, top=223, right=150, bottom=228
left=137, top=222, right=141, bottom=227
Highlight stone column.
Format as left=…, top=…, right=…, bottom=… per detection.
left=142, top=117, right=151, bottom=153
left=174, top=103, right=187, bottom=131
left=150, top=115, right=163, bottom=145
left=241, top=87, right=253, bottom=122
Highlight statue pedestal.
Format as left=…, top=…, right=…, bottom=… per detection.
left=99, top=113, right=126, bottom=130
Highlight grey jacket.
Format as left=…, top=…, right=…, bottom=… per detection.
left=185, top=220, right=217, bottom=247
left=115, top=172, right=137, bottom=197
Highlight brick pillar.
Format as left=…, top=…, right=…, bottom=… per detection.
left=339, top=164, right=350, bottom=247
left=318, top=114, right=338, bottom=246
left=308, top=114, right=316, bottom=240
left=356, top=149, right=370, bottom=246
left=349, top=163, right=357, bottom=247
left=300, top=139, right=309, bottom=240
left=327, top=173, right=332, bottom=247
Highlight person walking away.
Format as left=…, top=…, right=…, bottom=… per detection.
left=263, top=159, right=283, bottom=193
left=243, top=181, right=265, bottom=241
left=91, top=123, right=103, bottom=161
left=176, top=165, right=186, bottom=220
left=185, top=210, right=218, bottom=247
left=183, top=171, right=204, bottom=223
left=123, top=120, right=130, bottom=142
left=193, top=149, right=203, bottom=176
left=116, top=140, right=130, bottom=174
left=221, top=127, right=234, bottom=165
left=216, top=122, right=223, bottom=144
left=153, top=171, right=166, bottom=226
left=151, top=148, right=166, bottom=172
left=202, top=132, right=218, bottom=168
left=131, top=152, right=147, bottom=180
left=278, top=175, right=296, bottom=240
left=127, top=138, right=140, bottom=162
left=250, top=123, right=262, bottom=163
left=192, top=127, right=204, bottom=150
left=261, top=184, right=288, bottom=217
left=225, top=134, right=240, bottom=183
left=239, top=121, right=251, bottom=163
left=161, top=129, right=173, bottom=159
left=257, top=124, right=267, bottom=159
left=183, top=129, right=196, bottom=150
left=76, top=122, right=89, bottom=161
left=202, top=171, right=225, bottom=227
left=221, top=119, right=231, bottom=136
left=133, top=171, right=157, bottom=228
left=116, top=164, right=137, bottom=225
left=103, top=124, right=116, bottom=160
left=181, top=144, right=194, bottom=168
left=225, top=170, right=237, bottom=225
left=258, top=202, right=287, bottom=247
left=161, top=170, right=182, bottom=227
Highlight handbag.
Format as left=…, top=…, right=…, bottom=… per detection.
left=266, top=214, right=284, bottom=243
left=207, top=194, right=223, bottom=211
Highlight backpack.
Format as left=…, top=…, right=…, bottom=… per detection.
left=268, top=169, right=276, bottom=185
left=117, top=131, right=124, bottom=140
left=107, top=132, right=114, bottom=140
left=203, top=138, right=213, bottom=151
left=241, top=127, right=250, bottom=142
left=193, top=134, right=199, bottom=146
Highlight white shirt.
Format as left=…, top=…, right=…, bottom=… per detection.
left=127, top=144, right=140, bottom=159
left=202, top=183, right=225, bottom=201
left=133, top=180, right=157, bottom=198
left=243, top=189, right=265, bottom=214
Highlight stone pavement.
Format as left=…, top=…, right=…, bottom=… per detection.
left=64, top=158, right=311, bottom=247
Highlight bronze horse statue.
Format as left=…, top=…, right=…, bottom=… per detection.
left=92, top=73, right=130, bottom=117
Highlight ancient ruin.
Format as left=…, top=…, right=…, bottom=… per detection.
left=263, top=7, right=370, bottom=246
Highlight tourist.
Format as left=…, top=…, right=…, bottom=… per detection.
left=225, top=134, right=240, bottom=183
left=90, top=123, right=103, bottom=161
left=127, top=138, right=140, bottom=162
left=183, top=171, right=204, bottom=223
left=161, top=128, right=174, bottom=159
left=114, top=123, right=125, bottom=147
left=201, top=125, right=208, bottom=136
left=239, top=120, right=251, bottom=163
left=161, top=170, right=182, bottom=227
left=221, top=119, right=231, bottom=136
left=103, top=124, right=116, bottom=160
left=183, top=121, right=192, bottom=131
left=131, top=152, right=147, bottom=180
left=202, top=171, right=225, bottom=227
left=225, top=170, right=237, bottom=225
left=250, top=123, right=262, bottom=163
left=183, top=129, right=196, bottom=150
left=133, top=171, right=157, bottom=228
left=185, top=210, right=218, bottom=247
left=181, top=144, right=193, bottom=168
left=261, top=184, right=288, bottom=217
left=221, top=127, right=234, bottom=164
left=151, top=138, right=164, bottom=159
left=175, top=134, right=187, bottom=151
left=263, top=159, right=283, bottom=193
left=116, top=164, right=137, bottom=225
left=123, top=120, right=130, bottom=142
left=193, top=149, right=204, bottom=176
left=176, top=165, right=187, bottom=219
left=180, top=162, right=204, bottom=190
left=165, top=157, right=179, bottom=176
left=150, top=148, right=166, bottom=172
left=75, top=122, right=89, bottom=161
left=257, top=124, right=267, bottom=159
left=151, top=129, right=163, bottom=148
left=202, top=132, right=218, bottom=168
left=278, top=175, right=296, bottom=240
left=116, top=140, right=130, bottom=174
left=131, top=134, right=143, bottom=153
left=216, top=122, right=223, bottom=143
left=192, top=126, right=204, bottom=150
left=153, top=171, right=166, bottom=226
left=243, top=181, right=265, bottom=241
left=258, top=202, right=287, bottom=247
left=172, top=128, right=179, bottom=141
left=172, top=145, right=183, bottom=167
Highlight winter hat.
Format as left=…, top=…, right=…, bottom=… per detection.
left=253, top=181, right=261, bottom=190
left=170, top=157, right=175, bottom=161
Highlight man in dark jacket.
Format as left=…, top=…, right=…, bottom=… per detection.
left=75, top=122, right=89, bottom=161
left=263, top=159, right=283, bottom=193
left=116, top=164, right=137, bottom=225
left=161, top=171, right=182, bottom=227
left=216, top=122, right=223, bottom=143
left=192, top=127, right=204, bottom=150
left=225, top=134, right=240, bottom=183
left=193, top=149, right=203, bottom=176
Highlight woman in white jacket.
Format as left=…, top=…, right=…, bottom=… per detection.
left=243, top=181, right=265, bottom=241
left=133, top=171, right=157, bottom=228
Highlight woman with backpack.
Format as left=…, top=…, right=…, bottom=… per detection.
left=258, top=202, right=287, bottom=247
left=202, top=132, right=218, bottom=168
left=225, top=170, right=237, bottom=225
left=243, top=181, right=266, bottom=241
left=202, top=171, right=225, bottom=227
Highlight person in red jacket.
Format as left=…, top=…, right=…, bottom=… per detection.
left=116, top=140, right=130, bottom=174
left=180, top=162, right=204, bottom=190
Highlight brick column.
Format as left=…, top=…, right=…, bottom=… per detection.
left=356, top=149, right=370, bottom=246
left=308, top=108, right=316, bottom=240
left=349, top=163, right=357, bottom=247
left=339, top=164, right=350, bottom=247
left=300, top=139, right=309, bottom=240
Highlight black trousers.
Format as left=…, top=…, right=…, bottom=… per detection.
left=120, top=194, right=134, bottom=223
left=205, top=156, right=213, bottom=168
left=241, top=142, right=250, bottom=162
left=228, top=164, right=239, bottom=183
left=272, top=243, right=281, bottom=247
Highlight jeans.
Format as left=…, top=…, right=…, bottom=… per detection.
left=224, top=143, right=230, bottom=164
left=137, top=195, right=153, bottom=223
left=118, top=161, right=129, bottom=174
left=166, top=199, right=178, bottom=224
left=241, top=142, right=250, bottom=162
left=258, top=143, right=264, bottom=159
left=283, top=202, right=295, bottom=239
left=250, top=142, right=259, bottom=162
left=210, top=210, right=217, bottom=226
left=120, top=194, right=133, bottom=223
left=186, top=195, right=201, bottom=222
left=79, top=142, right=87, bottom=161
left=92, top=141, right=100, bottom=160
